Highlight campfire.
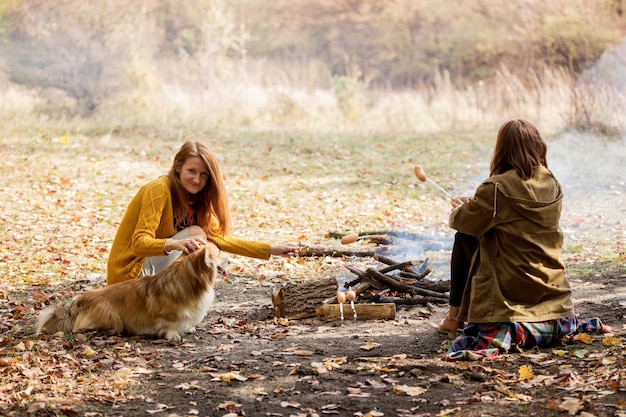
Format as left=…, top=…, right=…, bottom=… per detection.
left=272, top=231, right=451, bottom=321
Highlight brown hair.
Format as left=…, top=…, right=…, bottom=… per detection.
left=490, top=118, right=548, bottom=179
left=167, top=141, right=231, bottom=236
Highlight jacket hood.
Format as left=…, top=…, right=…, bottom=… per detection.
left=488, top=166, right=563, bottom=228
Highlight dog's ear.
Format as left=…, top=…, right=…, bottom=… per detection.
left=190, top=243, right=218, bottom=271
left=203, top=242, right=219, bottom=263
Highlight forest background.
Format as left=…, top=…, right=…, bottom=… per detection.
left=1, top=0, right=626, bottom=135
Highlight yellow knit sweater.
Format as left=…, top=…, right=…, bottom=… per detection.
left=106, top=176, right=270, bottom=285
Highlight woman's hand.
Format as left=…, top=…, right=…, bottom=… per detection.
left=164, top=236, right=208, bottom=255
left=451, top=196, right=471, bottom=211
left=269, top=242, right=300, bottom=257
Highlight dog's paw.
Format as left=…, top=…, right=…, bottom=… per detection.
left=164, top=329, right=182, bottom=341
left=184, top=326, right=197, bottom=334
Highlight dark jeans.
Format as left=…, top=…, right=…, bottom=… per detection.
left=450, top=232, right=480, bottom=307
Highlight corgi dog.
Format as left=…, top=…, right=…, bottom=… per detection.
left=35, top=243, right=219, bottom=341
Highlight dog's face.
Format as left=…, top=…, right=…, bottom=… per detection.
left=177, top=242, right=220, bottom=286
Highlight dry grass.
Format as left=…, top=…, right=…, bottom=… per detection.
left=0, top=128, right=492, bottom=293
left=0, top=65, right=613, bottom=137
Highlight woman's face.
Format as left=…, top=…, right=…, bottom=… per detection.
left=179, top=156, right=209, bottom=195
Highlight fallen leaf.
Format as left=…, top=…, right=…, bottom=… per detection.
left=209, top=372, right=248, bottom=383
left=366, top=379, right=387, bottom=389
left=175, top=383, right=205, bottom=391
left=559, top=398, right=583, bottom=415
left=602, top=335, right=622, bottom=346
left=146, top=403, right=173, bottom=414
left=436, top=408, right=461, bottom=416
left=359, top=341, right=380, bottom=351
left=280, top=400, right=300, bottom=408
left=347, top=386, right=371, bottom=397
left=575, top=333, right=594, bottom=344
left=392, top=384, right=427, bottom=396
left=518, top=365, right=534, bottom=380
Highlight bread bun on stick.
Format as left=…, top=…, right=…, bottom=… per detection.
left=414, top=165, right=427, bottom=182
left=346, top=289, right=356, bottom=301
left=337, top=291, right=347, bottom=303
left=340, top=232, right=359, bottom=245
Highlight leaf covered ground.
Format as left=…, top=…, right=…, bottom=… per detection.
left=0, top=129, right=624, bottom=417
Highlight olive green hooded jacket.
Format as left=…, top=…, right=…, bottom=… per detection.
left=449, top=166, right=574, bottom=323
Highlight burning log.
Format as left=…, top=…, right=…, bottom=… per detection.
left=342, top=253, right=450, bottom=307
left=365, top=268, right=447, bottom=299
left=396, top=273, right=450, bottom=293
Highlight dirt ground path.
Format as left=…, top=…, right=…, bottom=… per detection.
left=13, top=257, right=624, bottom=417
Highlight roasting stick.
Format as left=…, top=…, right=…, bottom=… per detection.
left=337, top=289, right=358, bottom=321
left=337, top=291, right=346, bottom=320
left=346, top=289, right=357, bottom=320
left=413, top=165, right=453, bottom=199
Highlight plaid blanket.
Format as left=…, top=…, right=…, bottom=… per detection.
left=444, top=315, right=609, bottom=361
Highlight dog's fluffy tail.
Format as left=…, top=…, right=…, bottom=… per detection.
left=35, top=304, right=75, bottom=335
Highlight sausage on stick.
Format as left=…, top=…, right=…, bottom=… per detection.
left=340, top=232, right=359, bottom=245
left=413, top=165, right=453, bottom=199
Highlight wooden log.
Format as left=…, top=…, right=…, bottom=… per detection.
left=373, top=253, right=398, bottom=266
left=344, top=264, right=369, bottom=280
left=399, top=268, right=432, bottom=280
left=363, top=234, right=394, bottom=245
left=298, top=245, right=377, bottom=258
left=374, top=255, right=431, bottom=275
left=339, top=280, right=373, bottom=295
left=272, top=277, right=338, bottom=319
left=378, top=260, right=424, bottom=274
left=327, top=230, right=430, bottom=241
left=365, top=268, right=448, bottom=299
left=374, top=295, right=447, bottom=305
left=344, top=265, right=386, bottom=290
left=319, top=303, right=396, bottom=321
left=344, top=263, right=446, bottom=294
left=397, top=275, right=450, bottom=293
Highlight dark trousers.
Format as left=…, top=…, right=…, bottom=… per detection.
left=449, top=232, right=480, bottom=307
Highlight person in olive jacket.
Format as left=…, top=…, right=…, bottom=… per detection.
left=438, top=118, right=610, bottom=360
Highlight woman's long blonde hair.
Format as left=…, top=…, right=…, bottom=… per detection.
left=167, top=141, right=232, bottom=236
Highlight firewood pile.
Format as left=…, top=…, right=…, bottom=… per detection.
left=340, top=253, right=449, bottom=306
left=272, top=231, right=451, bottom=321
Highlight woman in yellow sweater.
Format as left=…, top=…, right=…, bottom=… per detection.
left=106, top=141, right=299, bottom=285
